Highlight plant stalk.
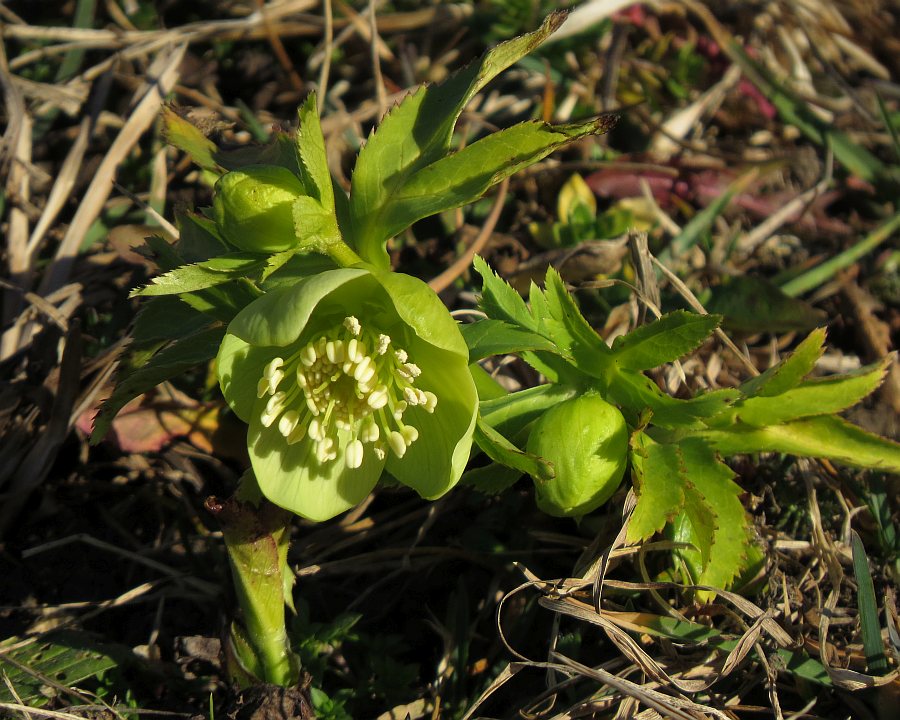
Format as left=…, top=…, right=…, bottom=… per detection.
left=206, top=473, right=299, bottom=687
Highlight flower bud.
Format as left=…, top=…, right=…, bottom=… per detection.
left=213, top=165, right=306, bottom=252
left=526, top=393, right=628, bottom=517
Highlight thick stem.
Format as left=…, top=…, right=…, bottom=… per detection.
left=206, top=474, right=300, bottom=687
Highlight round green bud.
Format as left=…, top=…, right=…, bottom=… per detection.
left=526, top=393, right=628, bottom=517
left=213, top=165, right=306, bottom=252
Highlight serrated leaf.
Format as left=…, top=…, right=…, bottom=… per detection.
left=474, top=414, right=554, bottom=482
left=132, top=253, right=266, bottom=297
left=610, top=370, right=739, bottom=428
left=460, top=319, right=559, bottom=362
left=721, top=355, right=891, bottom=428
left=367, top=117, right=615, bottom=246
left=740, top=327, right=826, bottom=397
left=91, top=325, right=225, bottom=442
left=0, top=632, right=126, bottom=707
left=671, top=439, right=750, bottom=591
left=350, top=12, right=568, bottom=262
left=175, top=210, right=229, bottom=262
left=698, top=414, right=900, bottom=473
left=162, top=106, right=219, bottom=173
left=537, top=265, right=612, bottom=363
left=611, top=311, right=720, bottom=371
left=627, top=435, right=686, bottom=542
left=296, top=93, right=334, bottom=209
left=131, top=296, right=211, bottom=346
left=474, top=255, right=539, bottom=332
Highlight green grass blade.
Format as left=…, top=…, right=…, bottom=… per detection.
left=780, top=210, right=900, bottom=297
left=851, top=530, right=888, bottom=675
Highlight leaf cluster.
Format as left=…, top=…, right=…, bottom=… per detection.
left=468, top=257, right=900, bottom=590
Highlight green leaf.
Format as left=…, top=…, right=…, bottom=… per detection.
left=724, top=356, right=890, bottom=427
left=611, top=311, right=720, bottom=371
left=630, top=436, right=750, bottom=591
left=474, top=255, right=539, bottom=332
left=291, top=195, right=340, bottom=250
left=739, top=327, right=826, bottom=397
left=670, top=439, right=751, bottom=591
left=461, top=462, right=523, bottom=495
left=350, top=11, right=569, bottom=263
left=779, top=211, right=900, bottom=298
left=851, top=530, right=889, bottom=675
left=92, top=325, right=225, bottom=442
left=131, top=296, right=212, bottom=346
left=474, top=414, right=554, bottom=483
left=627, top=435, right=686, bottom=542
left=698, top=415, right=900, bottom=473
left=706, top=275, right=827, bottom=334
left=609, top=370, right=739, bottom=428
left=535, top=265, right=612, bottom=363
left=461, top=319, right=559, bottom=362
left=131, top=252, right=266, bottom=297
left=367, top=117, right=615, bottom=247
left=0, top=632, right=125, bottom=707
left=480, top=383, right=577, bottom=438
left=162, top=106, right=220, bottom=173
left=175, top=210, right=229, bottom=262
left=296, top=93, right=334, bottom=210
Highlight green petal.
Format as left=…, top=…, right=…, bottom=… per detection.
left=386, top=340, right=477, bottom=498
left=229, top=268, right=370, bottom=347
left=217, top=333, right=282, bottom=422
left=248, top=396, right=385, bottom=521
left=374, top=271, right=469, bottom=357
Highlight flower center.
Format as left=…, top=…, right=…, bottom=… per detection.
left=255, top=316, right=436, bottom=468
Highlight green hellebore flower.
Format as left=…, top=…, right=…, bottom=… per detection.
left=213, top=165, right=306, bottom=252
left=217, top=268, right=478, bottom=521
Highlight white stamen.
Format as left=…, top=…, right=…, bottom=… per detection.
left=423, top=391, right=437, bottom=413
left=286, top=422, right=306, bottom=445
left=388, top=431, right=407, bottom=458
left=343, top=316, right=361, bottom=336
left=403, top=363, right=421, bottom=378
left=404, top=387, right=419, bottom=405
left=360, top=418, right=379, bottom=443
left=266, top=391, right=286, bottom=416
left=376, top=334, right=391, bottom=355
left=278, top=410, right=300, bottom=438
left=301, top=345, right=317, bottom=367
left=326, top=339, right=345, bottom=364
left=354, top=357, right=375, bottom=384
left=394, top=349, right=408, bottom=363
left=257, top=377, right=270, bottom=398
left=401, top=425, right=419, bottom=445
left=367, top=387, right=388, bottom=409
left=346, top=439, right=364, bottom=469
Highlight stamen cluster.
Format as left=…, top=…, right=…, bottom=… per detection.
left=255, top=316, right=436, bottom=468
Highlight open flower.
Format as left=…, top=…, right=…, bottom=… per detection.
left=217, top=268, right=478, bottom=521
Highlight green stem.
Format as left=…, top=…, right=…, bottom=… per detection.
left=323, top=238, right=364, bottom=267
left=207, top=473, right=300, bottom=687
